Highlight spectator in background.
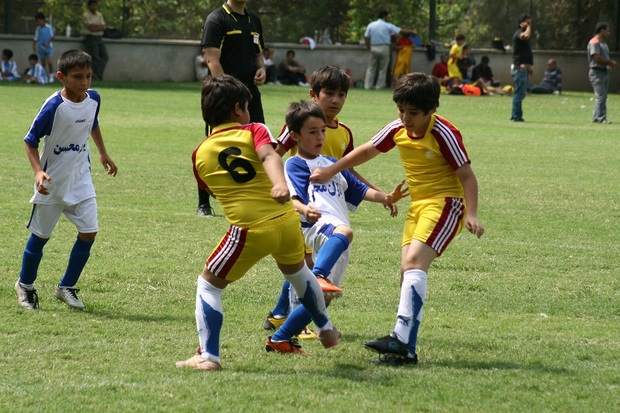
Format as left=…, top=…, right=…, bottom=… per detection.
left=457, top=44, right=475, bottom=82
left=277, top=50, right=309, bottom=86
left=510, top=14, right=533, bottom=122
left=81, top=0, right=109, bottom=81
left=431, top=54, right=451, bottom=87
left=364, top=9, right=416, bottom=90
left=529, top=59, right=562, bottom=94
left=587, top=22, right=618, bottom=124
left=1, top=49, right=20, bottom=81
left=194, top=52, right=209, bottom=81
left=392, top=32, right=414, bottom=86
left=472, top=55, right=500, bottom=87
left=21, top=54, right=48, bottom=84
left=33, top=12, right=55, bottom=83
left=263, top=46, right=278, bottom=84
left=447, top=34, right=466, bottom=83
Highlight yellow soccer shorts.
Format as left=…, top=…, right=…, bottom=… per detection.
left=402, top=197, right=465, bottom=256
left=206, top=210, right=305, bottom=282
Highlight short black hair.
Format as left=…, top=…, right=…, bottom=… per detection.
left=481, top=55, right=490, bottom=63
left=456, top=34, right=465, bottom=41
left=201, top=74, right=252, bottom=127
left=2, top=49, right=13, bottom=59
left=379, top=10, right=389, bottom=19
left=311, top=65, right=350, bottom=95
left=88, top=0, right=98, bottom=6
left=518, top=14, right=531, bottom=25
left=285, top=100, right=326, bottom=135
left=393, top=72, right=440, bottom=114
left=286, top=50, right=295, bottom=57
left=594, top=22, right=609, bottom=34
left=57, top=49, right=92, bottom=75
left=28, top=54, right=38, bottom=62
left=34, top=12, right=45, bottom=20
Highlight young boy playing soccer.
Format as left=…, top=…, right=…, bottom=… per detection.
left=265, top=100, right=408, bottom=354
left=311, top=72, right=485, bottom=365
left=176, top=75, right=340, bottom=371
left=263, top=65, right=396, bottom=336
left=16, top=49, right=118, bottom=310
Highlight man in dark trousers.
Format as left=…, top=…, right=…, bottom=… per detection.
left=196, top=0, right=267, bottom=217
left=510, top=14, right=533, bottom=122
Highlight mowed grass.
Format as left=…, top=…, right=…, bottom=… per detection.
left=1, top=80, right=619, bottom=412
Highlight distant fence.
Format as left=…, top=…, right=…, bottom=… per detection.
left=1, top=34, right=618, bottom=93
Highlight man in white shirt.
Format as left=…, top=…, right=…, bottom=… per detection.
left=364, top=9, right=415, bottom=90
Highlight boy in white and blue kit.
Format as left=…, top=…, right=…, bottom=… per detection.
left=22, top=54, right=48, bottom=84
left=33, top=12, right=55, bottom=83
left=265, top=100, right=407, bottom=354
left=15, top=49, right=118, bottom=310
left=1, top=49, right=21, bottom=81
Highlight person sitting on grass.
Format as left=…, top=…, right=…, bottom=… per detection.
left=176, top=75, right=341, bottom=371
left=21, top=54, right=48, bottom=84
left=265, top=100, right=408, bottom=354
left=310, top=72, right=484, bottom=366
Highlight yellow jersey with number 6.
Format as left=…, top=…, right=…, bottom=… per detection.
left=192, top=122, right=294, bottom=227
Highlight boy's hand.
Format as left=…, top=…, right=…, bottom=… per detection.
left=309, top=166, right=332, bottom=183
left=100, top=154, right=118, bottom=176
left=386, top=180, right=409, bottom=204
left=271, top=182, right=290, bottom=204
left=465, top=215, right=484, bottom=238
left=301, top=204, right=321, bottom=223
left=35, top=171, right=51, bottom=195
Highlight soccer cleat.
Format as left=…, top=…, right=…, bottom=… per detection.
left=196, top=205, right=215, bottom=217
left=265, top=337, right=307, bottom=354
left=364, top=334, right=408, bottom=357
left=15, top=280, right=39, bottom=310
left=54, top=286, right=85, bottom=309
left=317, top=276, right=343, bottom=299
left=295, top=327, right=317, bottom=340
left=175, top=354, right=222, bottom=371
left=317, top=326, right=341, bottom=348
left=263, top=312, right=287, bottom=330
left=375, top=353, right=419, bottom=366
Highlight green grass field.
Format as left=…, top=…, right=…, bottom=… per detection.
left=1, top=81, right=619, bottom=412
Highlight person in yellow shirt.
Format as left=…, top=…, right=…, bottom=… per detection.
left=310, top=72, right=484, bottom=366
left=175, top=75, right=340, bottom=371
left=447, top=34, right=466, bottom=83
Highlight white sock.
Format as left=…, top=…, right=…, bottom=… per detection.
left=195, top=276, right=223, bottom=363
left=283, top=264, right=333, bottom=331
left=392, top=269, right=427, bottom=343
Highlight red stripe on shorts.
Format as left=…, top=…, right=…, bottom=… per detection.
left=207, top=225, right=247, bottom=279
left=428, top=197, right=464, bottom=255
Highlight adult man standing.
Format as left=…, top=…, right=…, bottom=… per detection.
left=510, top=14, right=533, bottom=122
left=587, top=22, right=618, bottom=124
left=363, top=9, right=415, bottom=90
left=81, top=0, right=109, bottom=81
left=197, top=0, right=267, bottom=217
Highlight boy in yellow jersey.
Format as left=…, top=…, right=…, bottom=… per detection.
left=310, top=72, right=484, bottom=365
left=447, top=34, right=466, bottom=83
left=176, top=75, right=340, bottom=371
left=263, top=65, right=396, bottom=337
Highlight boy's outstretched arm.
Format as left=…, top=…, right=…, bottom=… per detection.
left=91, top=126, right=118, bottom=176
left=310, top=141, right=380, bottom=183
left=362, top=180, right=409, bottom=217
left=456, top=163, right=484, bottom=238
left=25, top=142, right=51, bottom=195
left=257, top=143, right=290, bottom=204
